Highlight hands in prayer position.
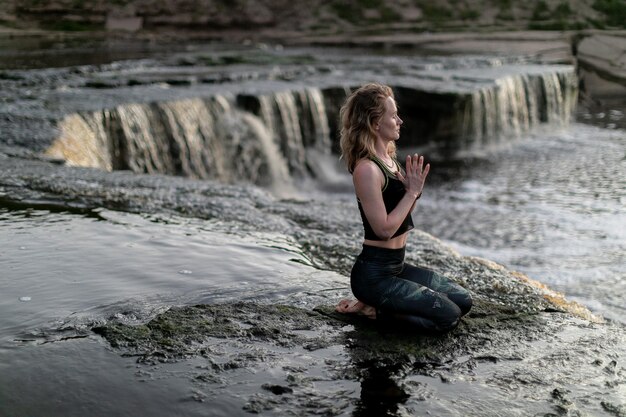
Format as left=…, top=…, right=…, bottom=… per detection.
left=396, top=153, right=430, bottom=199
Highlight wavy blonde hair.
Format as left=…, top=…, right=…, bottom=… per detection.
left=339, top=83, right=397, bottom=173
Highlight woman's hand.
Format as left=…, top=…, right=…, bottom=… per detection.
left=396, top=153, right=430, bottom=199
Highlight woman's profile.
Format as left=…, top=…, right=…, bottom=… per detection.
left=336, top=83, right=472, bottom=332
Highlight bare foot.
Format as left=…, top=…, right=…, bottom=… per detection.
left=335, top=299, right=376, bottom=319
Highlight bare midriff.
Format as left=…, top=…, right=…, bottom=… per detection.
left=363, top=231, right=409, bottom=249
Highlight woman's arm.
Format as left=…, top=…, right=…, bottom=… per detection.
left=354, top=154, right=429, bottom=241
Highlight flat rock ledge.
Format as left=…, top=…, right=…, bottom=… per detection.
left=1, top=150, right=625, bottom=415
left=93, top=301, right=624, bottom=416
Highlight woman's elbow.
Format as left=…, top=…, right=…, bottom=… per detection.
left=374, top=227, right=394, bottom=241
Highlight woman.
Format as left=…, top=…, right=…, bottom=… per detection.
left=335, top=83, right=472, bottom=333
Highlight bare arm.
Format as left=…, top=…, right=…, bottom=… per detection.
left=354, top=154, right=429, bottom=241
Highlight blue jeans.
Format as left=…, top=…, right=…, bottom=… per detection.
left=350, top=245, right=472, bottom=333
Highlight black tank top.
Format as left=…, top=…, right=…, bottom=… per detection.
left=357, top=157, right=414, bottom=241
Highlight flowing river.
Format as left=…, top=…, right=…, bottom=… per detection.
left=0, top=36, right=624, bottom=416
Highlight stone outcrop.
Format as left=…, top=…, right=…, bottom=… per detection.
left=90, top=300, right=625, bottom=415
left=576, top=32, right=626, bottom=98
left=293, top=30, right=626, bottom=100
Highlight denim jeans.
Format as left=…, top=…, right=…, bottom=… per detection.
left=350, top=245, right=472, bottom=332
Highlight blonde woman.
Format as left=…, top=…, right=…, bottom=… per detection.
left=336, top=83, right=472, bottom=332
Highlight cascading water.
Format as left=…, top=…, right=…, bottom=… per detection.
left=158, top=97, right=227, bottom=180
left=48, top=112, right=113, bottom=170
left=299, top=88, right=331, bottom=151
left=460, top=70, right=577, bottom=151
left=46, top=68, right=578, bottom=184
left=262, top=91, right=307, bottom=177
left=116, top=103, right=175, bottom=175
left=47, top=88, right=336, bottom=188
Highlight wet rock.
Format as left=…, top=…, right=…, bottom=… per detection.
left=261, top=384, right=293, bottom=395
left=1, top=150, right=624, bottom=415
left=577, top=33, right=626, bottom=99
left=91, top=299, right=625, bottom=416
left=92, top=303, right=344, bottom=363
left=0, top=150, right=606, bottom=323
left=602, top=401, right=626, bottom=417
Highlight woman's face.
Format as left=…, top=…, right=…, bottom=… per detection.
left=376, top=96, right=403, bottom=141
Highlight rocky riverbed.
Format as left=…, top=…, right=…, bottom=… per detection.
left=1, top=144, right=625, bottom=416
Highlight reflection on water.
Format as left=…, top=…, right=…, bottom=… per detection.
left=0, top=208, right=320, bottom=345
left=355, top=363, right=410, bottom=417
left=0, top=208, right=351, bottom=416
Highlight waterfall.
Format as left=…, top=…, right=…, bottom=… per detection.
left=158, top=97, right=228, bottom=180
left=239, top=88, right=335, bottom=178
left=47, top=88, right=333, bottom=188
left=46, top=71, right=577, bottom=185
left=298, top=88, right=331, bottom=152
left=261, top=91, right=307, bottom=177
left=461, top=70, right=578, bottom=150
left=115, top=103, right=175, bottom=175
left=47, top=112, right=112, bottom=170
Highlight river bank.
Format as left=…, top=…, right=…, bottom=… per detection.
left=1, top=0, right=625, bottom=97
left=2, top=26, right=624, bottom=103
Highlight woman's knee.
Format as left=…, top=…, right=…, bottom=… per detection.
left=438, top=316, right=460, bottom=332
left=438, top=303, right=463, bottom=331
left=447, top=289, right=473, bottom=316
left=384, top=311, right=459, bottom=334
left=420, top=296, right=462, bottom=332
left=415, top=308, right=460, bottom=333
left=456, top=292, right=473, bottom=316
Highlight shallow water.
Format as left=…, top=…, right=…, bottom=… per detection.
left=414, top=123, right=625, bottom=323
left=0, top=208, right=347, bottom=416
left=0, top=35, right=174, bottom=70
left=0, top=208, right=336, bottom=342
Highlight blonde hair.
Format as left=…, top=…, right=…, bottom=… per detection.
left=339, top=83, right=397, bottom=173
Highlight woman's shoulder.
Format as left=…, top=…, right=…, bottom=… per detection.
left=353, top=158, right=385, bottom=182
left=354, top=158, right=378, bottom=173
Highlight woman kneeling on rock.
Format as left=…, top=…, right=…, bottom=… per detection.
left=335, top=83, right=472, bottom=333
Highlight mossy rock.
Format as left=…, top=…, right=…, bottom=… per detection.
left=94, top=300, right=556, bottom=367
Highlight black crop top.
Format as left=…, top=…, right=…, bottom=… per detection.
left=357, top=157, right=414, bottom=240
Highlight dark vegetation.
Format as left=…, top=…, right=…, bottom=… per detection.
left=1, top=0, right=625, bottom=33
